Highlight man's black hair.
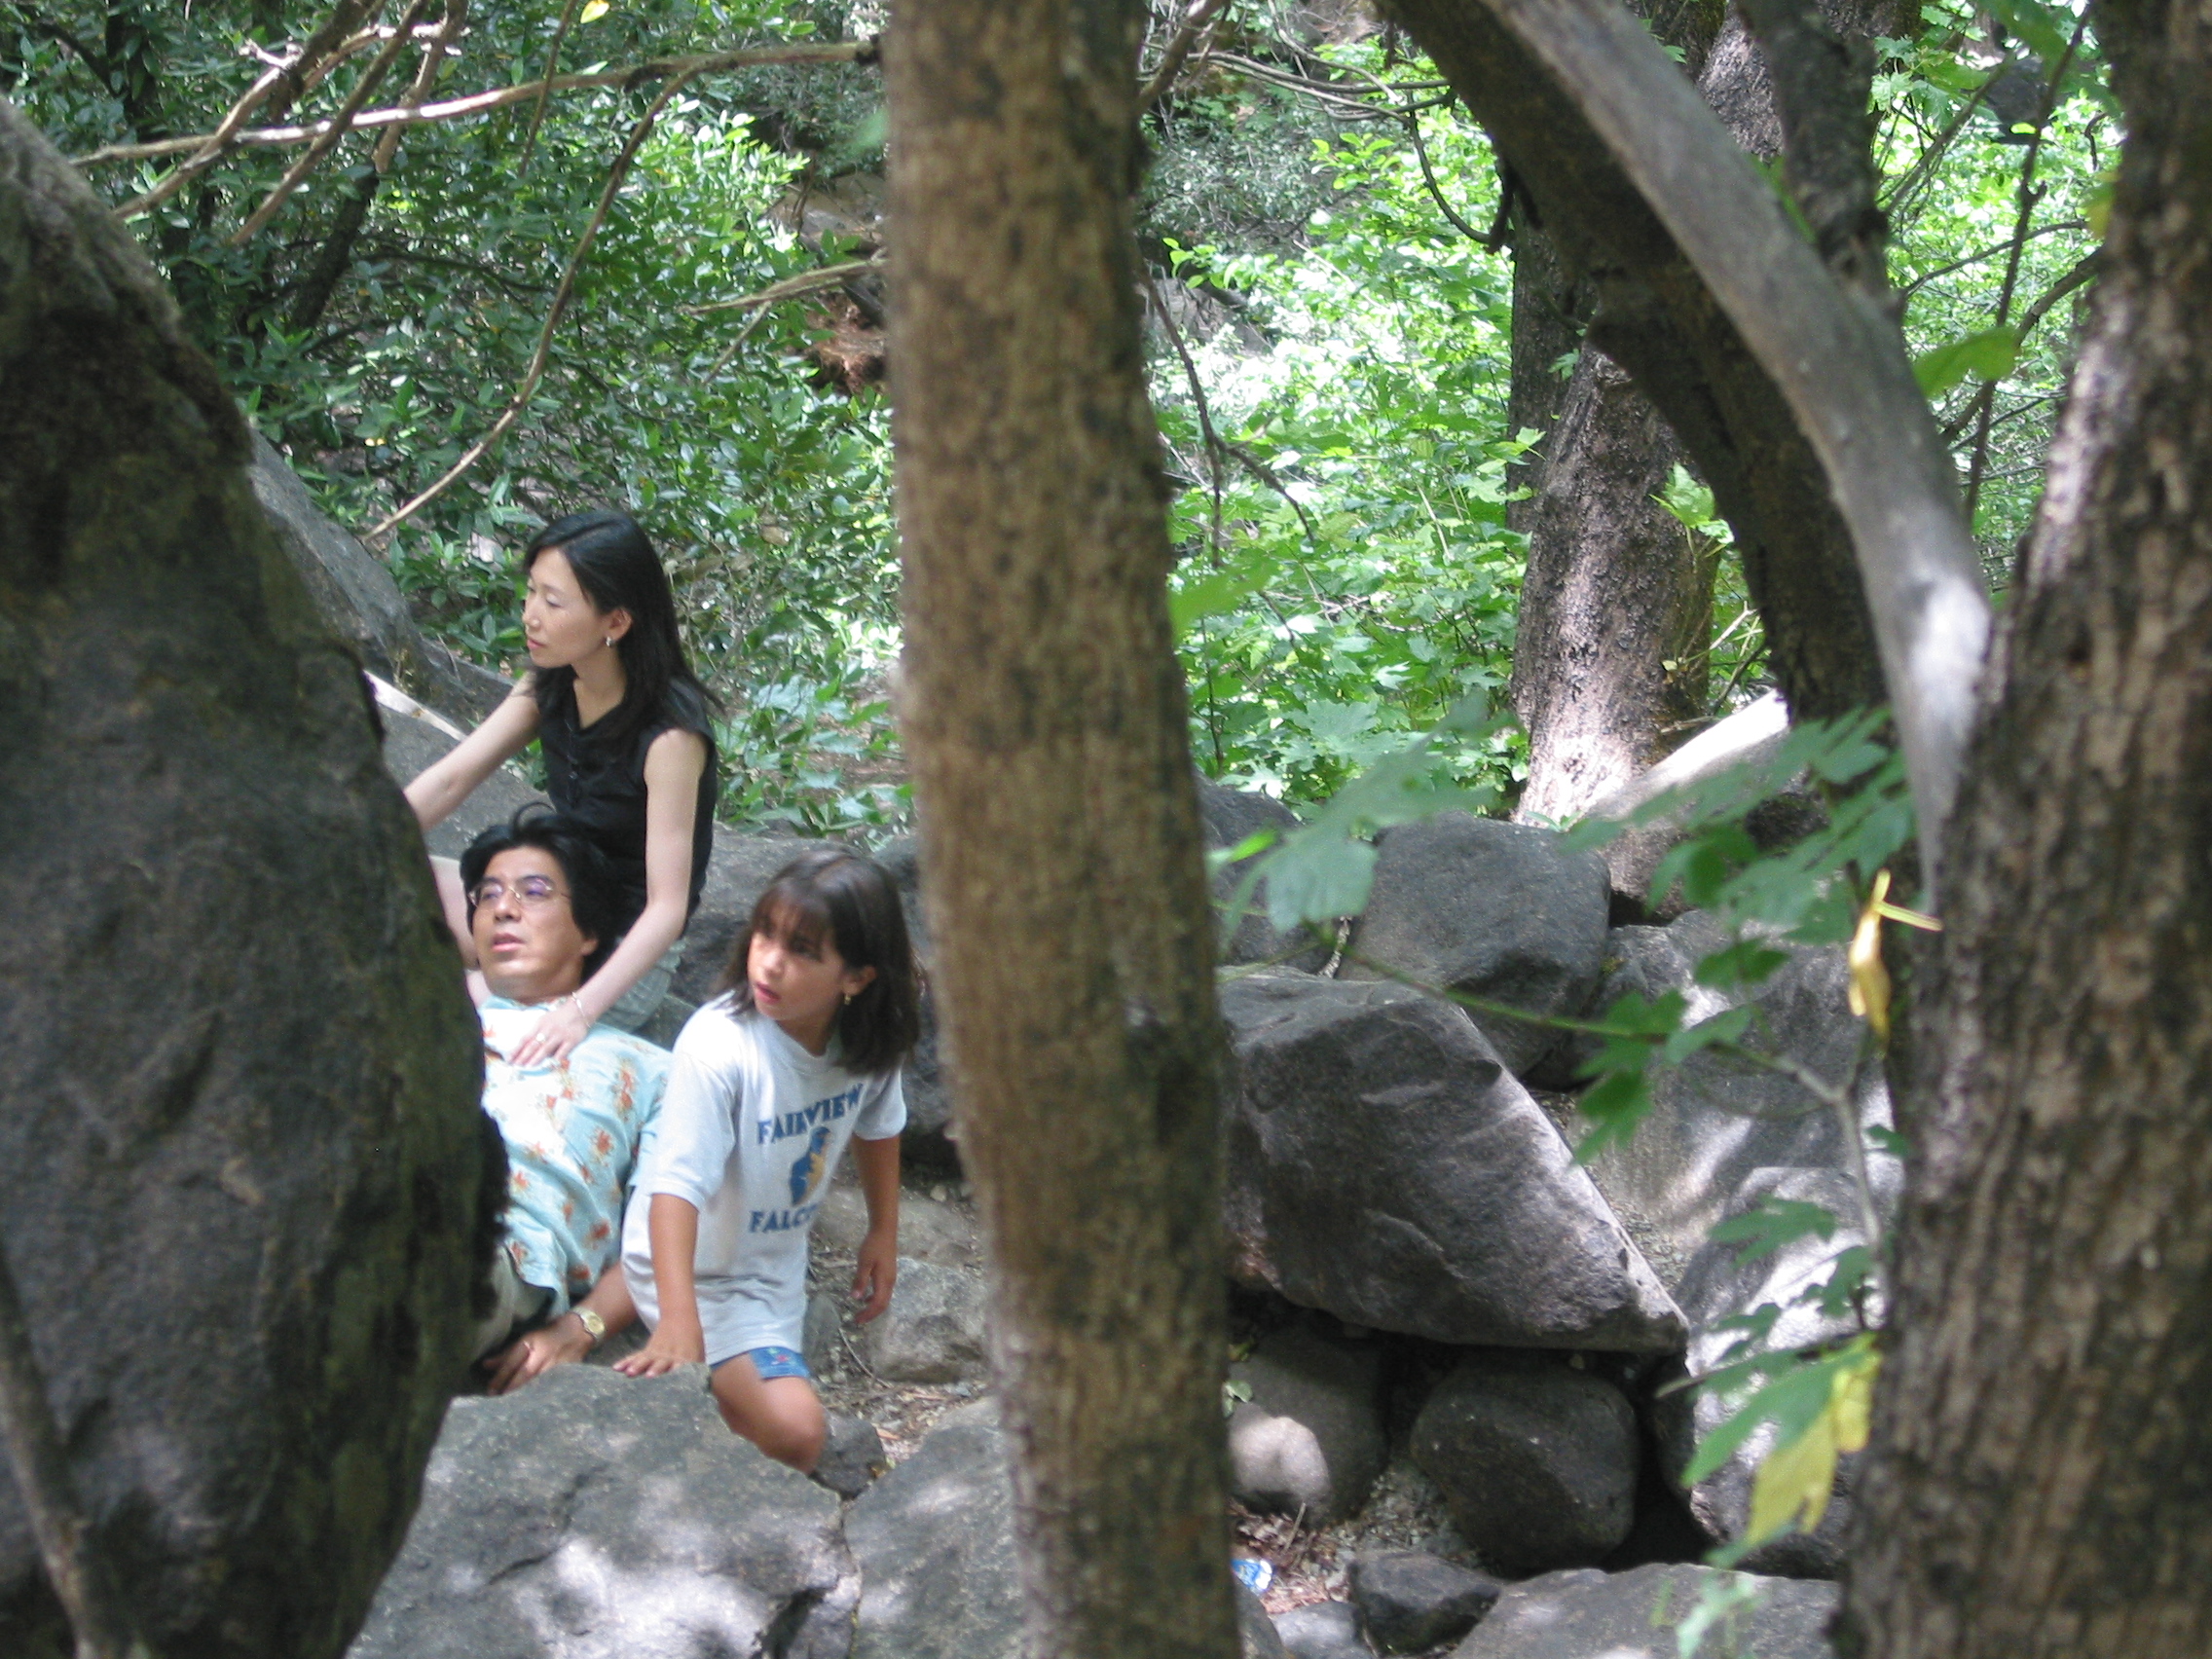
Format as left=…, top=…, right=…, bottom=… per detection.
left=460, top=806, right=621, bottom=976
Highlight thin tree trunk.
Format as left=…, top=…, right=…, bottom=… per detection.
left=1841, top=0, right=2212, bottom=1650
left=882, top=4, right=1238, bottom=1657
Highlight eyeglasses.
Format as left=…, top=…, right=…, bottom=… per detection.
left=469, top=875, right=568, bottom=907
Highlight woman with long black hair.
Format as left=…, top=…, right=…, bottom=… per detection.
left=408, top=510, right=718, bottom=1063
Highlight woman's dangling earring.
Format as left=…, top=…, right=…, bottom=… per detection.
left=604, top=635, right=615, bottom=648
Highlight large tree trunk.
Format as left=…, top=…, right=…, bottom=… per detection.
left=0, top=98, right=486, bottom=1658
left=1840, top=1, right=2212, bottom=1652
left=882, top=5, right=1238, bottom=1658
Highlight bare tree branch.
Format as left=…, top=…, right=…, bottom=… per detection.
left=682, top=255, right=882, bottom=315
left=229, top=0, right=430, bottom=246
left=1139, top=0, right=1233, bottom=109
left=0, top=1237, right=150, bottom=1659
left=79, top=41, right=874, bottom=170
left=367, top=64, right=708, bottom=539
left=517, top=0, right=586, bottom=175
left=118, top=0, right=386, bottom=219
left=372, top=0, right=468, bottom=173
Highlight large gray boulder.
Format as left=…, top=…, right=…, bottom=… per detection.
left=2, top=115, right=486, bottom=1657
left=248, top=428, right=512, bottom=725
left=1340, top=814, right=1609, bottom=1076
left=1273, top=1600, right=1368, bottom=1659
left=1564, top=919, right=1899, bottom=1290
left=1411, top=1352, right=1641, bottom=1575
left=1652, top=1167, right=1882, bottom=1580
left=1450, top=1564, right=1838, bottom=1659
left=860, top=1258, right=989, bottom=1382
left=1228, top=1323, right=1388, bottom=1524
left=848, top=1401, right=1020, bottom=1659
left=1197, top=775, right=1330, bottom=969
left=1221, top=975, right=1683, bottom=1351
left=349, top=1365, right=856, bottom=1659
left=381, top=704, right=548, bottom=860
left=814, top=1181, right=978, bottom=1267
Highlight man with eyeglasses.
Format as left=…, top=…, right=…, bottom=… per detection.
left=459, top=807, right=670, bottom=1390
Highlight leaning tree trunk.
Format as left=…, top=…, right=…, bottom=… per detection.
left=1840, top=1, right=2212, bottom=1653
left=0, top=99, right=486, bottom=1658
left=883, top=5, right=1238, bottom=1659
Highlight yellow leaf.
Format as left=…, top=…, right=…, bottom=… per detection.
left=580, top=0, right=610, bottom=19
left=1831, top=1353, right=1875, bottom=1455
left=1847, top=869, right=1893, bottom=1042
left=1749, top=1408, right=1841, bottom=1542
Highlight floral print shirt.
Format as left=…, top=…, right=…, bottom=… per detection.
left=480, top=998, right=669, bottom=1312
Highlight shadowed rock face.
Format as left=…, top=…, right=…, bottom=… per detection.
left=0, top=99, right=486, bottom=1659
left=1451, top=1563, right=1840, bottom=1659
left=1220, top=975, right=1683, bottom=1351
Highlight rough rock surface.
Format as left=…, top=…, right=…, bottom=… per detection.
left=1450, top=1564, right=1838, bottom=1659
left=1653, top=1167, right=1880, bottom=1579
left=813, top=1411, right=889, bottom=1500
left=1349, top=1550, right=1501, bottom=1654
left=382, top=704, right=549, bottom=860
left=248, top=427, right=512, bottom=724
left=1197, top=775, right=1329, bottom=969
left=1340, top=813, right=1609, bottom=1075
left=349, top=1366, right=855, bottom=1659
left=1565, top=923, right=1898, bottom=1288
left=847, top=1401, right=1019, bottom=1659
left=1273, top=1598, right=1368, bottom=1659
left=1221, top=975, right=1682, bottom=1350
left=860, top=1258, right=988, bottom=1382
left=1228, top=1323, right=1389, bottom=1524
left=815, top=1182, right=978, bottom=1267
left=1410, top=1352, right=1641, bottom=1575
left=1, top=103, right=487, bottom=1657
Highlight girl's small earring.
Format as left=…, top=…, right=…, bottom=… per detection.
left=842, top=991, right=855, bottom=1006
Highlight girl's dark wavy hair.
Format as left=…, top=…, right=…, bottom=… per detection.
left=715, top=849, right=921, bottom=1077
left=525, top=510, right=720, bottom=756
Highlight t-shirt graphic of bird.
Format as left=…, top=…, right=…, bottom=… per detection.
left=789, top=1124, right=833, bottom=1206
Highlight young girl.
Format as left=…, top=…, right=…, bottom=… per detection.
left=615, top=849, right=920, bottom=1472
left=406, top=510, right=719, bottom=1061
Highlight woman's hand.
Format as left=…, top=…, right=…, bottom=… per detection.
left=511, top=995, right=591, bottom=1068
left=852, top=1230, right=898, bottom=1324
left=614, top=1320, right=706, bottom=1378
left=483, top=1314, right=594, bottom=1395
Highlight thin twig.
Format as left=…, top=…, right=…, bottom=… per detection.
left=517, top=0, right=587, bottom=174
left=373, top=0, right=468, bottom=173
left=0, top=1235, right=151, bottom=1659
left=119, top=0, right=385, bottom=217
left=1139, top=0, right=1234, bottom=109
left=226, top=0, right=432, bottom=245
left=1139, top=264, right=1230, bottom=556
left=682, top=256, right=882, bottom=316
left=1961, top=18, right=2086, bottom=526
left=367, top=65, right=707, bottom=538
left=77, top=42, right=875, bottom=167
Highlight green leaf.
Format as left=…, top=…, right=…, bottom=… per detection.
left=1263, top=832, right=1377, bottom=930
left=1710, top=1198, right=1838, bottom=1264
left=1914, top=325, right=2022, bottom=397
left=1172, top=567, right=1272, bottom=635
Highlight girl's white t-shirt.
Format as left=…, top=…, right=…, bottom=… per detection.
left=622, top=999, right=905, bottom=1365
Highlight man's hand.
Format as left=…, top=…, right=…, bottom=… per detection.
left=852, top=1230, right=898, bottom=1324
left=483, top=1313, right=593, bottom=1395
left=615, top=1319, right=706, bottom=1378
left=511, top=996, right=591, bottom=1068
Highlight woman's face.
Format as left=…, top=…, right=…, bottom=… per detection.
left=522, top=548, right=625, bottom=670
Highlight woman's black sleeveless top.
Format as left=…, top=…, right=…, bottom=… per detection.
left=536, top=679, right=717, bottom=938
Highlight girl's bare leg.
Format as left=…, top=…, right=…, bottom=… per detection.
left=709, top=1358, right=827, bottom=1472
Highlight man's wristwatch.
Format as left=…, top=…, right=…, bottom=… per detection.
left=571, top=1307, right=607, bottom=1346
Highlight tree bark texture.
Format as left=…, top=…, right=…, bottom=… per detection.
left=1509, top=349, right=1713, bottom=827
left=0, top=98, right=487, bottom=1658
left=1841, top=1, right=2212, bottom=1651
left=1384, top=0, right=2003, bottom=891
left=1508, top=5, right=1768, bottom=830
left=883, top=6, right=1238, bottom=1658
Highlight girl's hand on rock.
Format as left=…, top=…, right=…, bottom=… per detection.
left=512, top=997, right=591, bottom=1068
left=614, top=1324, right=704, bottom=1378
left=852, top=1232, right=898, bottom=1324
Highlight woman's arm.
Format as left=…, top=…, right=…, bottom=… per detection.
left=613, top=1196, right=707, bottom=1377
left=512, top=726, right=708, bottom=1065
left=402, top=680, right=540, bottom=830
left=850, top=1132, right=901, bottom=1323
